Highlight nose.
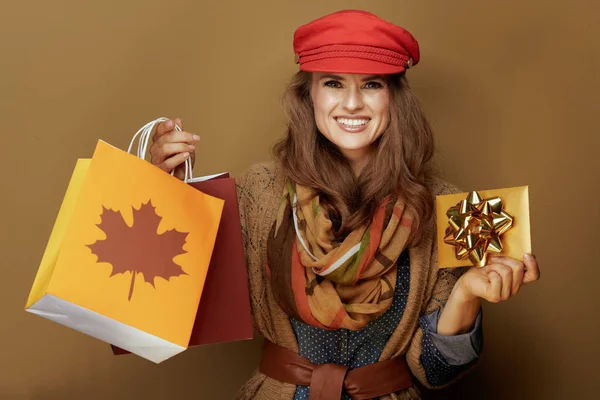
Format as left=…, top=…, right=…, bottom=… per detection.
left=342, top=86, right=364, bottom=112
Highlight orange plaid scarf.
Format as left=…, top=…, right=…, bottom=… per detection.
left=267, top=181, right=414, bottom=330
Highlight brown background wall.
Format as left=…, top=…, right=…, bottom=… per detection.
left=1, top=0, right=598, bottom=399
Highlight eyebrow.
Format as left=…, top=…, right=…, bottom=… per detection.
left=319, top=74, right=386, bottom=81
left=361, top=75, right=386, bottom=81
left=320, top=74, right=345, bottom=81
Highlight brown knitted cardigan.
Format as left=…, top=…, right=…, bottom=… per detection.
left=234, top=161, right=470, bottom=400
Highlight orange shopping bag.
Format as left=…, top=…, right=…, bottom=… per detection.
left=25, top=118, right=224, bottom=363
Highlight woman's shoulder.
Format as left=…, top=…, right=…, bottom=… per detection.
left=424, top=174, right=462, bottom=197
left=235, top=161, right=286, bottom=245
left=236, top=160, right=280, bottom=181
left=235, top=161, right=283, bottom=191
left=235, top=160, right=286, bottom=208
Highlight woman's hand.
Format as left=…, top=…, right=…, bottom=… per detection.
left=149, top=118, right=200, bottom=180
left=437, top=254, right=541, bottom=336
left=458, top=254, right=541, bottom=304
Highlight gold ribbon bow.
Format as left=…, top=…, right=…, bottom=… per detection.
left=443, top=191, right=514, bottom=267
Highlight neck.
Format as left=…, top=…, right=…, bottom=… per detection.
left=341, top=148, right=371, bottom=176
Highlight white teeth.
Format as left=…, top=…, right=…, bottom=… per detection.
left=337, top=118, right=369, bottom=126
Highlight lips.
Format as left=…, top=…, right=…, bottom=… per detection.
left=335, top=116, right=371, bottom=133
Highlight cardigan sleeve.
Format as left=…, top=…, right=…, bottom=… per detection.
left=235, top=163, right=272, bottom=337
left=234, top=161, right=293, bottom=345
left=420, top=306, right=483, bottom=366
left=406, top=266, right=481, bottom=389
left=404, top=176, right=483, bottom=389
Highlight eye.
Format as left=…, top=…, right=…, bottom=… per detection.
left=363, top=81, right=384, bottom=89
left=324, top=80, right=343, bottom=88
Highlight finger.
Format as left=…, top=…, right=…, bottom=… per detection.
left=512, top=261, right=525, bottom=296
left=488, top=264, right=512, bottom=301
left=151, top=142, right=196, bottom=164
left=523, top=253, right=541, bottom=284
left=487, top=271, right=502, bottom=303
left=154, top=119, right=175, bottom=141
left=487, top=255, right=523, bottom=270
left=174, top=117, right=183, bottom=131
left=156, top=130, right=200, bottom=146
left=157, top=152, right=191, bottom=175
left=489, top=255, right=525, bottom=295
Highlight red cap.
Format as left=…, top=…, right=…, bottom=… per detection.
left=293, top=10, right=420, bottom=74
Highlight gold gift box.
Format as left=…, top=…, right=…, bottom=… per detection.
left=436, top=186, right=532, bottom=268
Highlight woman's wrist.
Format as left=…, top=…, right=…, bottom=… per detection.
left=436, top=277, right=482, bottom=336
left=453, top=276, right=481, bottom=305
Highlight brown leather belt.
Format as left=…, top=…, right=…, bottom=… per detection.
left=258, top=340, right=413, bottom=400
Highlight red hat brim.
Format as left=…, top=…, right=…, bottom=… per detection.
left=299, top=57, right=407, bottom=75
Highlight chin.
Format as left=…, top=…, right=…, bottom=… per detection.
left=333, top=135, right=376, bottom=151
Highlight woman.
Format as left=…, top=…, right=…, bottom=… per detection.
left=149, top=10, right=540, bottom=400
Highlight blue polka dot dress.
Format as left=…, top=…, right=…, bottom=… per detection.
left=290, top=249, right=481, bottom=399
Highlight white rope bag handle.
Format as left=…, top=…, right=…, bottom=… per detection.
left=127, top=117, right=193, bottom=183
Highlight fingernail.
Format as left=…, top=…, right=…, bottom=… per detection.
left=182, top=152, right=190, bottom=158
left=193, top=134, right=201, bottom=141
left=524, top=253, right=534, bottom=261
left=188, top=145, right=196, bottom=151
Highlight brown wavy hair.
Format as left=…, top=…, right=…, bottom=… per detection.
left=272, top=71, right=434, bottom=245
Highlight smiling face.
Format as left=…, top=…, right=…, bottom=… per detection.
left=310, top=72, right=391, bottom=169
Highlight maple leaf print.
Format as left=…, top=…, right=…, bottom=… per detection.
left=87, top=200, right=189, bottom=301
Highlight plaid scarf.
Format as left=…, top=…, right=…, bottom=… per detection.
left=267, top=181, right=413, bottom=330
